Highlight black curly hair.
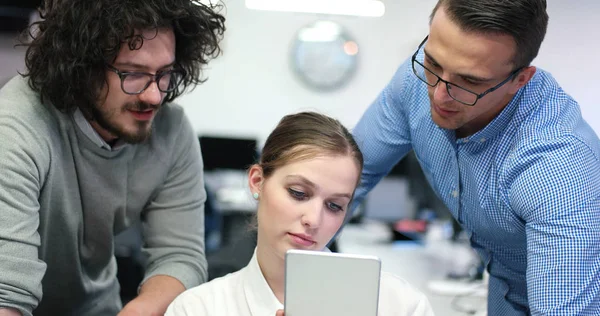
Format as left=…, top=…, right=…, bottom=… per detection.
left=21, top=0, right=226, bottom=115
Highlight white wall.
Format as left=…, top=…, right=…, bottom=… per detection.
left=179, top=0, right=438, bottom=142
left=179, top=0, right=600, bottom=143
left=0, top=33, right=26, bottom=84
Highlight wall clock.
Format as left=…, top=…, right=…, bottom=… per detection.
left=291, top=20, right=358, bottom=92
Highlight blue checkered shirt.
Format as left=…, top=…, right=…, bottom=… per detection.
left=352, top=51, right=600, bottom=315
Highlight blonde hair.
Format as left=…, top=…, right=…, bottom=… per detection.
left=259, top=111, right=363, bottom=186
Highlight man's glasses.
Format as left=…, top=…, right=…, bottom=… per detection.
left=107, top=65, right=185, bottom=95
left=411, top=36, right=522, bottom=106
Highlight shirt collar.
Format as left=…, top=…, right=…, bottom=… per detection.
left=242, top=249, right=284, bottom=316
left=73, top=109, right=125, bottom=151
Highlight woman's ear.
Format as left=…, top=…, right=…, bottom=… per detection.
left=248, top=164, right=264, bottom=196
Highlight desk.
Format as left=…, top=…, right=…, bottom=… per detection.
left=338, top=222, right=487, bottom=316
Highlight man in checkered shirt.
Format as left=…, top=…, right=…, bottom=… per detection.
left=352, top=0, right=600, bottom=315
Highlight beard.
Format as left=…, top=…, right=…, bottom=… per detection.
left=90, top=101, right=159, bottom=144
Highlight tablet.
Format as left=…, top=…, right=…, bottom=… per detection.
left=284, top=249, right=381, bottom=316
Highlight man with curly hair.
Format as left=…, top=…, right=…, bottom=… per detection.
left=0, top=0, right=226, bottom=315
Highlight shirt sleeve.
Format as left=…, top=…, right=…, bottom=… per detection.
left=139, top=112, right=208, bottom=290
left=0, top=101, right=49, bottom=316
left=351, top=57, right=415, bottom=210
left=506, top=135, right=600, bottom=315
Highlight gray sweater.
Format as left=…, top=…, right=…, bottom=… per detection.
left=0, top=76, right=207, bottom=316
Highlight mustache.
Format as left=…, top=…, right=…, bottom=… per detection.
left=124, top=102, right=159, bottom=112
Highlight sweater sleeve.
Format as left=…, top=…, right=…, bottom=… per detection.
left=0, top=85, right=50, bottom=316
left=139, top=111, right=207, bottom=290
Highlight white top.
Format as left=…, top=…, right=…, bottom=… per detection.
left=166, top=250, right=435, bottom=316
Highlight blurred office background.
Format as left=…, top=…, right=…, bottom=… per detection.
left=1, top=1, right=598, bottom=315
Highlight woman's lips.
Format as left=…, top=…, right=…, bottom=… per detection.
left=288, top=233, right=316, bottom=247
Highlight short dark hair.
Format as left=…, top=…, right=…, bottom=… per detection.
left=430, top=0, right=548, bottom=68
left=21, top=0, right=226, bottom=114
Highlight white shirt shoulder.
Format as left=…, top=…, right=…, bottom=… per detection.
left=166, top=249, right=283, bottom=316
left=165, top=269, right=246, bottom=316
left=378, top=271, right=435, bottom=316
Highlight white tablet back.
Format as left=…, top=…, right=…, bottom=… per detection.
left=284, top=249, right=381, bottom=316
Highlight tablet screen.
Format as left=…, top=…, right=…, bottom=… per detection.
left=284, top=249, right=381, bottom=316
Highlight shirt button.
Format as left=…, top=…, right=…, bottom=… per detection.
left=452, top=190, right=459, bottom=198
left=480, top=138, right=486, bottom=143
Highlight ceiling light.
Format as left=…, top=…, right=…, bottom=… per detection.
left=245, top=0, right=385, bottom=17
